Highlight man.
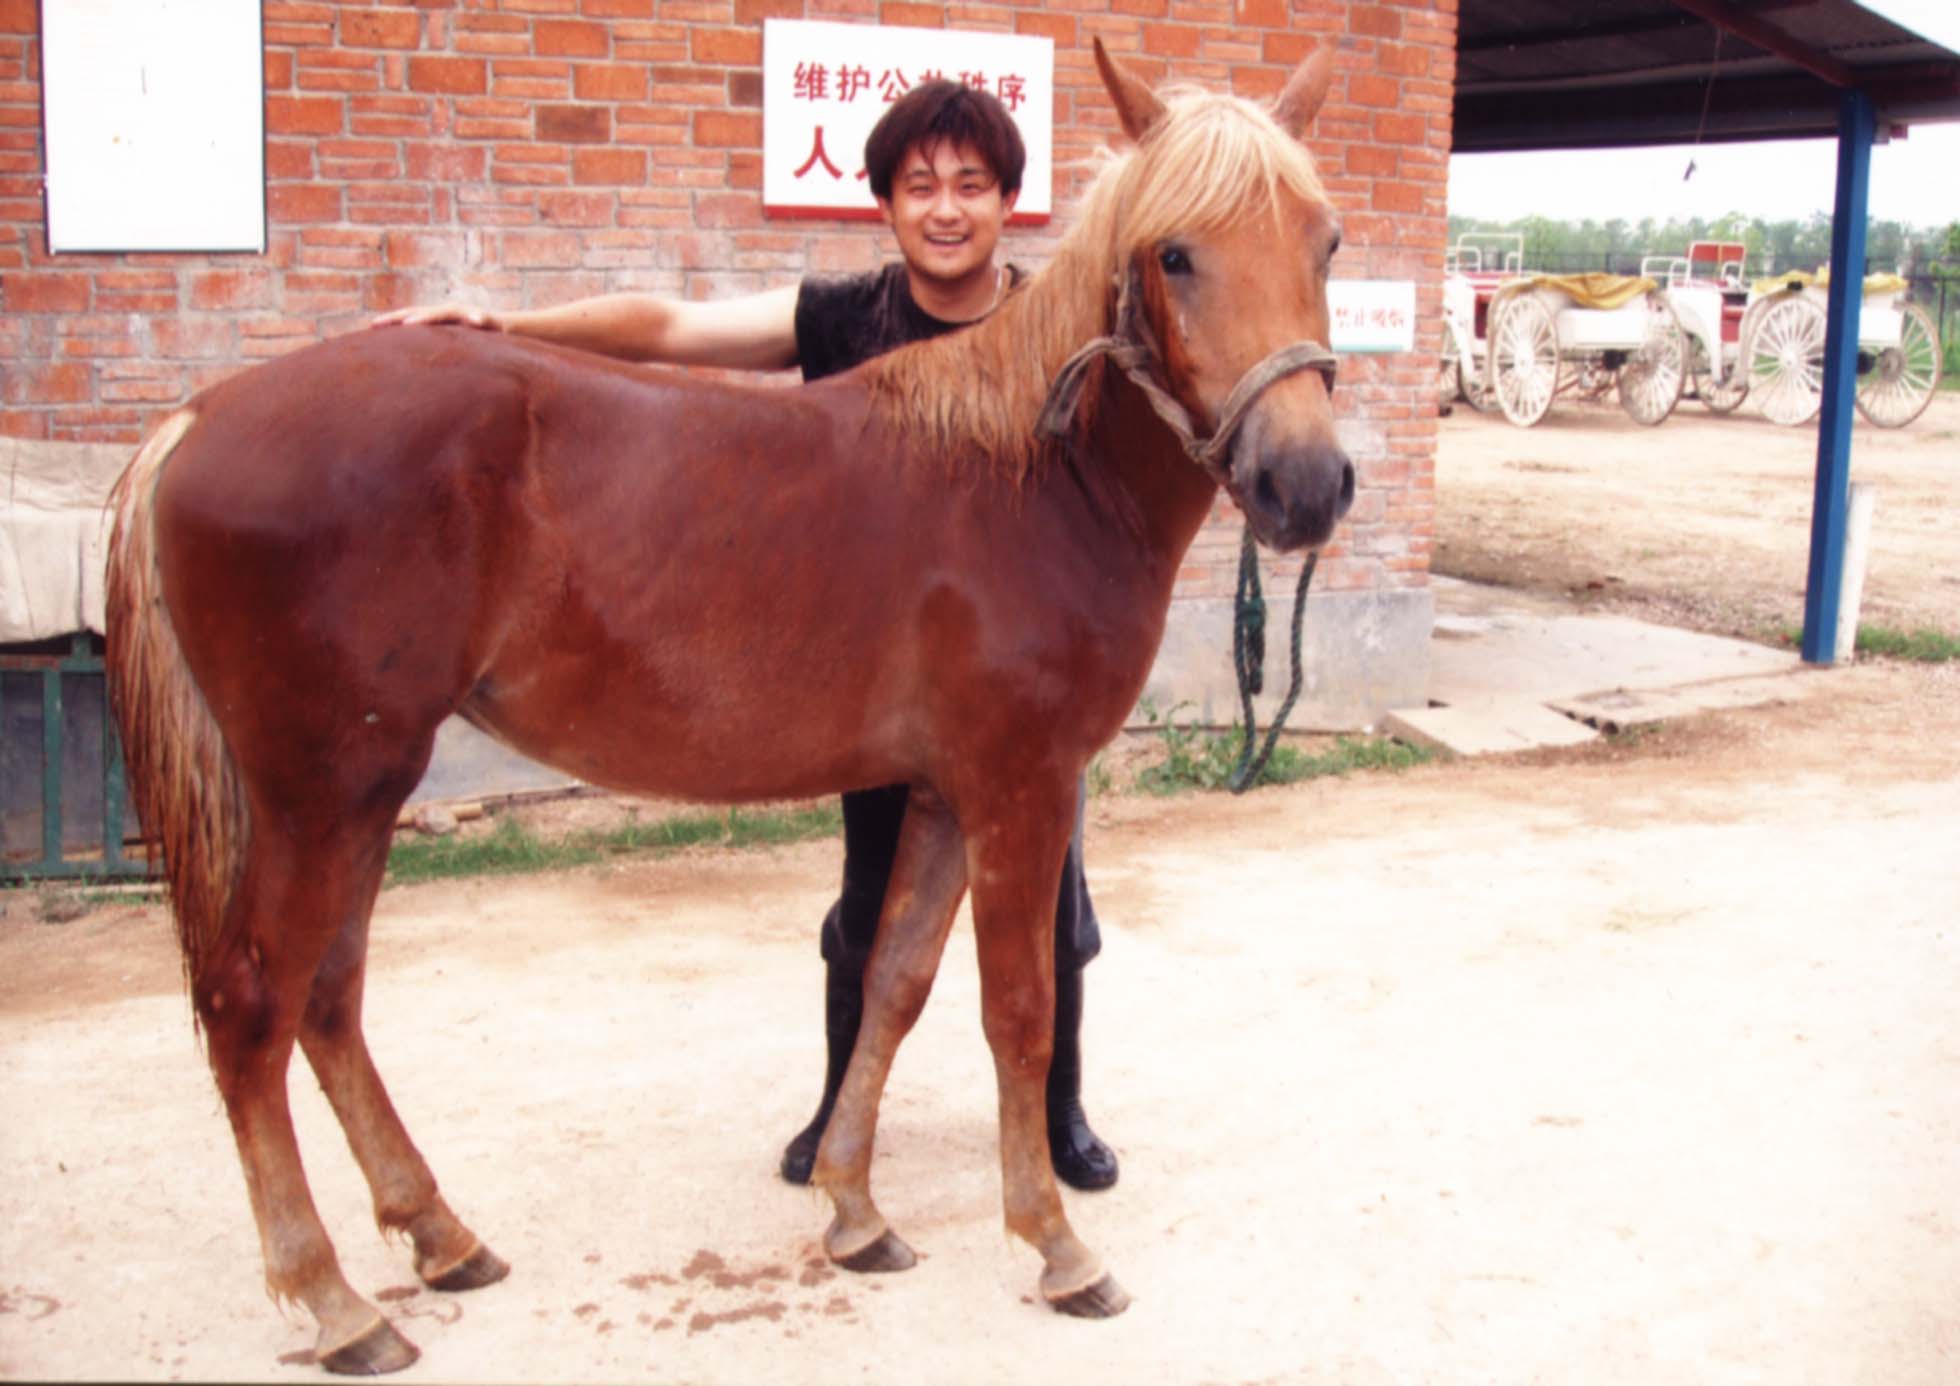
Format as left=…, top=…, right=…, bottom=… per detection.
left=374, top=81, right=1119, bottom=1192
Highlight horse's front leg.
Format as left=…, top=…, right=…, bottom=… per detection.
left=968, top=790, right=1132, bottom=1318
left=812, top=784, right=969, bottom=1270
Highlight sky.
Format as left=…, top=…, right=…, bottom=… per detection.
left=1447, top=0, right=1960, bottom=230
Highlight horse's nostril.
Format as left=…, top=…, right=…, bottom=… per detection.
left=1339, top=461, right=1355, bottom=508
left=1256, top=466, right=1281, bottom=514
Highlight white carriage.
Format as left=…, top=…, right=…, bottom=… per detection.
left=1651, top=240, right=1943, bottom=428
left=1442, top=234, right=1689, bottom=428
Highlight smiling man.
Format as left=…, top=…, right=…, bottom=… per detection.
left=374, top=80, right=1122, bottom=1195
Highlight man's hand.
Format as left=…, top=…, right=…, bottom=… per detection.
left=370, top=303, right=503, bottom=331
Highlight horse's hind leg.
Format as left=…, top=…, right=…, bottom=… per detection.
left=813, top=785, right=968, bottom=1270
left=198, top=822, right=424, bottom=1373
left=298, top=883, right=509, bottom=1294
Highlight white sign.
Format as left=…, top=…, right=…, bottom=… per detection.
left=1329, top=280, right=1417, bottom=354
left=42, top=0, right=265, bottom=253
left=762, top=20, right=1053, bottom=222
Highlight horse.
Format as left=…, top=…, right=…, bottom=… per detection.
left=105, top=37, right=1351, bottom=1374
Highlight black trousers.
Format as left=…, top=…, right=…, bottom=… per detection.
left=817, top=781, right=1102, bottom=978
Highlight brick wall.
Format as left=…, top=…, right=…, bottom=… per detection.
left=0, top=0, right=1454, bottom=604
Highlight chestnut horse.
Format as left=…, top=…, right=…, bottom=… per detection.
left=106, top=39, right=1350, bottom=1373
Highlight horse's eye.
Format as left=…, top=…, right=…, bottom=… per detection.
left=1158, top=245, right=1193, bottom=276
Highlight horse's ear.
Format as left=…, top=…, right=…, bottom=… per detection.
left=1093, top=37, right=1166, bottom=142
left=1272, top=40, right=1336, bottom=137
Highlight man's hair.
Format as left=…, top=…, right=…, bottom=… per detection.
left=862, top=80, right=1027, bottom=202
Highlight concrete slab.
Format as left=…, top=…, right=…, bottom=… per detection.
left=1390, top=578, right=1816, bottom=757
left=1384, top=697, right=1598, bottom=757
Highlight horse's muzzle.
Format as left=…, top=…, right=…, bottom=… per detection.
left=1235, top=435, right=1354, bottom=552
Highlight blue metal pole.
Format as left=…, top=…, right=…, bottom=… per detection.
left=1800, top=87, right=1874, bottom=666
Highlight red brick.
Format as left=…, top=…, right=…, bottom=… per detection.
left=1347, top=73, right=1400, bottom=108
left=727, top=70, right=764, bottom=107
left=266, top=95, right=346, bottom=135
left=265, top=50, right=295, bottom=88
left=3, top=362, right=91, bottom=405
left=269, top=183, right=344, bottom=223
left=733, top=0, right=802, bottom=22
left=498, top=230, right=585, bottom=267
left=0, top=410, right=50, bottom=439
left=879, top=3, right=943, bottom=28
left=1142, top=24, right=1200, bottom=58
left=3, top=273, right=90, bottom=313
left=574, top=62, right=649, bottom=100
left=0, top=0, right=37, bottom=34
left=1234, top=0, right=1286, bottom=26
left=537, top=104, right=612, bottom=142
left=690, top=26, right=760, bottom=64
left=1016, top=12, right=1076, bottom=45
left=573, top=146, right=648, bottom=184
left=1350, top=5, right=1402, bottom=39
left=582, top=0, right=655, bottom=14
left=1372, top=111, right=1425, bottom=144
left=340, top=9, right=422, bottom=47
left=266, top=140, right=316, bottom=179
left=404, top=142, right=490, bottom=181
left=1264, top=32, right=1312, bottom=64
left=535, top=20, right=609, bottom=57
left=190, top=269, right=273, bottom=310
left=693, top=109, right=759, bottom=147
left=1371, top=181, right=1424, bottom=214
left=408, top=57, right=488, bottom=94
left=538, top=190, right=614, bottom=225
left=150, top=318, right=237, bottom=359
left=1378, top=43, right=1430, bottom=78
left=1345, top=144, right=1398, bottom=177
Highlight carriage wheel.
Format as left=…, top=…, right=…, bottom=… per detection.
left=1618, top=293, right=1687, bottom=426
left=1488, top=295, right=1558, bottom=427
left=1689, top=338, right=1748, bottom=414
left=1748, top=292, right=1826, bottom=427
left=1855, top=302, right=1942, bottom=428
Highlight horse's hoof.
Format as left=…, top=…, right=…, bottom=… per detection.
left=1047, top=1272, right=1131, bottom=1319
left=319, top=1317, right=420, bottom=1376
left=423, top=1242, right=510, bottom=1293
left=833, top=1229, right=917, bottom=1274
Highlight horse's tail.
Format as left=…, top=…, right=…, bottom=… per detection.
left=105, top=408, right=249, bottom=1003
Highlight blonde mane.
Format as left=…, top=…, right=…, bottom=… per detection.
left=860, top=82, right=1328, bottom=486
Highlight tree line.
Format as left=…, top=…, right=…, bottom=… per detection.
left=1446, top=213, right=1960, bottom=280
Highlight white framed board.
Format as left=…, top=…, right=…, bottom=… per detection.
left=41, top=0, right=266, bottom=253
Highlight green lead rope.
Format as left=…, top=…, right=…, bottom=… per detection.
left=1228, top=523, right=1316, bottom=794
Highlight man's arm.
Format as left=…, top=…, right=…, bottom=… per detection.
left=371, top=285, right=800, bottom=371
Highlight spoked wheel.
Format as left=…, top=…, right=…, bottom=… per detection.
left=1689, top=337, right=1748, bottom=414
left=1618, top=293, right=1687, bottom=425
left=1488, top=294, right=1559, bottom=427
left=1748, top=292, right=1827, bottom=426
left=1856, top=302, right=1942, bottom=428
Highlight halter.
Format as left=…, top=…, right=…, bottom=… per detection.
left=1034, top=267, right=1339, bottom=485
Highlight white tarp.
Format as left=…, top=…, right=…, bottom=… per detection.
left=1, top=438, right=129, bottom=642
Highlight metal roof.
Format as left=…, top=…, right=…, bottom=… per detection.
left=1453, top=0, right=1960, bottom=152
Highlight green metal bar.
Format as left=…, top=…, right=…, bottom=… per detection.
left=40, top=665, right=64, bottom=871
left=103, top=679, right=128, bottom=870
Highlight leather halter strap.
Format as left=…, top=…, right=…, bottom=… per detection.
left=1035, top=269, right=1339, bottom=484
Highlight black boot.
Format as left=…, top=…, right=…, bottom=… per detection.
left=1047, top=966, right=1118, bottom=1191
left=780, top=964, right=863, bottom=1185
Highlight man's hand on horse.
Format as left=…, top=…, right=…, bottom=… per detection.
left=370, top=302, right=503, bottom=331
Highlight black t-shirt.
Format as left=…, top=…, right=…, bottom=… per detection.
left=793, top=262, right=1014, bottom=383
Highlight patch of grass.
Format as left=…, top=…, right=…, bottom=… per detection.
left=1781, top=622, right=1960, bottom=662
left=385, top=802, right=843, bottom=887
left=1135, top=702, right=1432, bottom=795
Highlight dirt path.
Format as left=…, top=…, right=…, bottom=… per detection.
left=1435, top=390, right=1960, bottom=640
left=4, top=655, right=1958, bottom=1383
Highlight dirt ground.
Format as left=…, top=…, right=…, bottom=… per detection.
left=1436, top=388, right=1960, bottom=640
left=3, top=395, right=1958, bottom=1384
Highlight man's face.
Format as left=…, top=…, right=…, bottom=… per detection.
left=877, top=139, right=1019, bottom=287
